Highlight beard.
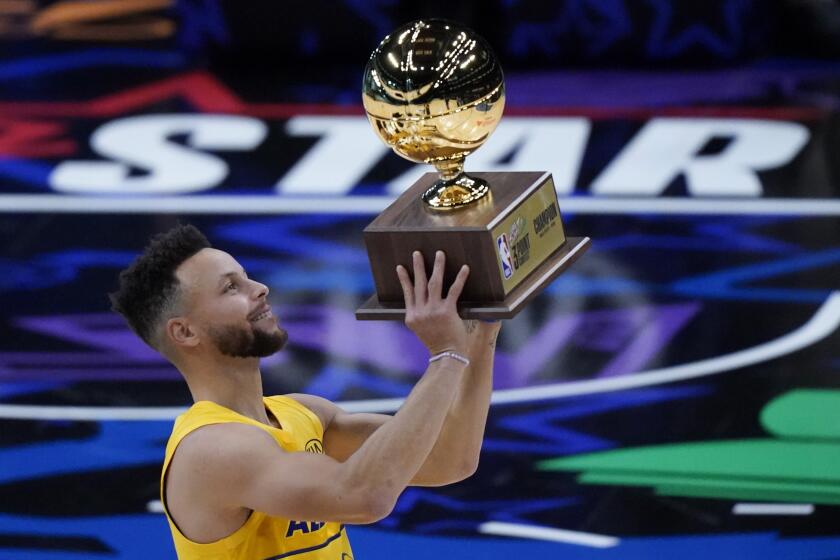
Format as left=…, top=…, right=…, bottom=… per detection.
left=208, top=321, right=288, bottom=358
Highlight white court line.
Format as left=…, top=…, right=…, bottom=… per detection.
left=563, top=196, right=840, bottom=216
left=342, top=291, right=840, bottom=412
left=0, top=405, right=188, bottom=421
left=2, top=194, right=840, bottom=216
left=146, top=500, right=165, bottom=514
left=0, top=291, right=837, bottom=420
left=479, top=521, right=619, bottom=548
left=732, top=503, right=814, bottom=516
left=0, top=195, right=393, bottom=215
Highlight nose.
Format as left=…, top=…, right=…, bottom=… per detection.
left=252, top=279, right=269, bottom=299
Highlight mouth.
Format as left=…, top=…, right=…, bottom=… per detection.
left=249, top=306, right=273, bottom=322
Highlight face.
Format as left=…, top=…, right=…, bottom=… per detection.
left=174, top=248, right=287, bottom=358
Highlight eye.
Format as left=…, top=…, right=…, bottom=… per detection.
left=224, top=281, right=236, bottom=292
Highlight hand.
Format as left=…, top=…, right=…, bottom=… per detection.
left=396, top=250, right=470, bottom=356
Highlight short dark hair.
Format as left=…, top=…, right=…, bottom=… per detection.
left=110, top=224, right=211, bottom=349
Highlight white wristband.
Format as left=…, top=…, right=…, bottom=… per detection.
left=429, top=351, right=470, bottom=366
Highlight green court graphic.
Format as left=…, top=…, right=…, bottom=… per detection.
left=539, top=390, right=840, bottom=504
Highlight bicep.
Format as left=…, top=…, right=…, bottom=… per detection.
left=182, top=423, right=382, bottom=524
left=323, top=412, right=391, bottom=462
left=287, top=393, right=391, bottom=463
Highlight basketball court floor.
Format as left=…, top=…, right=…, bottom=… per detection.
left=0, top=47, right=839, bottom=559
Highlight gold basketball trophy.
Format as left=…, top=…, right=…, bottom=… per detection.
left=355, top=19, right=590, bottom=320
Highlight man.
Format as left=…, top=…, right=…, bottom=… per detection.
left=110, top=224, right=501, bottom=559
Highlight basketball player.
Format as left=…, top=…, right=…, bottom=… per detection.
left=109, top=224, right=501, bottom=559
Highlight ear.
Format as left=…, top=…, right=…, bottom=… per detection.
left=166, top=316, right=199, bottom=349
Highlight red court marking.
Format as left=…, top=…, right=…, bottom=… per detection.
left=0, top=118, right=76, bottom=157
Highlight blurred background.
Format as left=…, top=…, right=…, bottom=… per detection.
left=0, top=1, right=839, bottom=558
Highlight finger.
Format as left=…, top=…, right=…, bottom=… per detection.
left=445, top=264, right=470, bottom=304
left=412, top=251, right=428, bottom=305
left=396, top=265, right=414, bottom=310
left=427, top=250, right=445, bottom=302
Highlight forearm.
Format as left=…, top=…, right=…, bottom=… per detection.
left=341, top=358, right=466, bottom=509
left=412, top=329, right=497, bottom=485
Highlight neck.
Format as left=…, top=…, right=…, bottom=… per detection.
left=181, top=353, right=269, bottom=424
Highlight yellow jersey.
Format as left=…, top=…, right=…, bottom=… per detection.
left=160, top=395, right=354, bottom=560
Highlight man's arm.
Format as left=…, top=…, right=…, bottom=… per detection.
left=167, top=251, right=473, bottom=527
left=291, top=323, right=499, bottom=486
left=169, top=355, right=466, bottom=529
left=416, top=319, right=500, bottom=483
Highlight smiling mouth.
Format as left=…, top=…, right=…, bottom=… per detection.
left=251, top=309, right=272, bottom=322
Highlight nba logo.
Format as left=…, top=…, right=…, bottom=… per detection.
left=497, top=233, right=513, bottom=278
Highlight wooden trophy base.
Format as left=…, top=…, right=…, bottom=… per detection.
left=357, top=236, right=590, bottom=320
left=355, top=171, right=590, bottom=321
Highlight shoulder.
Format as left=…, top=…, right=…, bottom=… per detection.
left=283, top=393, right=341, bottom=430
left=164, top=422, right=289, bottom=535
left=171, top=422, right=284, bottom=476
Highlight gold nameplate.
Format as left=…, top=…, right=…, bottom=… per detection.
left=491, top=177, right=566, bottom=295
